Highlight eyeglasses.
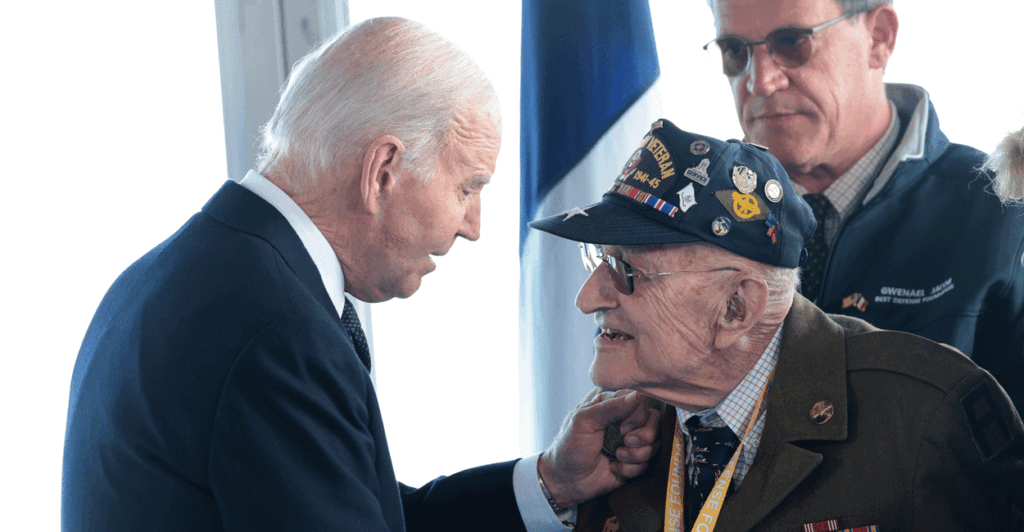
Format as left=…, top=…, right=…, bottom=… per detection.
left=703, top=10, right=866, bottom=77
left=579, top=243, right=740, bottom=295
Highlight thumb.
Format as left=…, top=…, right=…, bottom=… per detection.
left=581, top=390, right=643, bottom=428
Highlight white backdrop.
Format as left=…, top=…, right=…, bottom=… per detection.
left=1, top=3, right=228, bottom=530
left=1, top=1, right=1022, bottom=530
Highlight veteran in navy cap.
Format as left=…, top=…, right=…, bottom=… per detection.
left=529, top=119, right=1024, bottom=532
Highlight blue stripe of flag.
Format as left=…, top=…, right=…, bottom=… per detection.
left=520, top=0, right=660, bottom=254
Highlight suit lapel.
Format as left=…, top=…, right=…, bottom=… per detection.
left=718, top=295, right=851, bottom=531
left=716, top=417, right=823, bottom=531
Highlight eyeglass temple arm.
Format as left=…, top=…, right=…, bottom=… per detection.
left=638, top=267, right=741, bottom=278
left=702, top=9, right=863, bottom=51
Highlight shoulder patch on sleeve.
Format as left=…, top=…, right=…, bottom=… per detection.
left=962, top=380, right=1014, bottom=462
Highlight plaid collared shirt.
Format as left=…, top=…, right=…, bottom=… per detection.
left=675, top=325, right=782, bottom=487
left=792, top=101, right=901, bottom=244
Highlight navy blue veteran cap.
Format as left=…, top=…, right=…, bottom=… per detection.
left=529, top=119, right=816, bottom=268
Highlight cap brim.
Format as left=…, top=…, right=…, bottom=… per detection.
left=528, top=194, right=704, bottom=246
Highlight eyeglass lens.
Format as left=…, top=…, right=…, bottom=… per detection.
left=606, top=255, right=634, bottom=295
left=713, top=28, right=813, bottom=77
left=579, top=243, right=634, bottom=295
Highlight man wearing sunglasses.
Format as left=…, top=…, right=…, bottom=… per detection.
left=530, top=119, right=1023, bottom=531
left=705, top=0, right=1024, bottom=413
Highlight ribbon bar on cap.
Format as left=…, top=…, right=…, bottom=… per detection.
left=613, top=183, right=679, bottom=217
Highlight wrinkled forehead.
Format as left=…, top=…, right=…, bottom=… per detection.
left=444, top=104, right=503, bottom=173
left=713, top=0, right=840, bottom=36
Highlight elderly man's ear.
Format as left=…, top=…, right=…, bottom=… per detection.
left=714, top=278, right=768, bottom=349
left=360, top=135, right=406, bottom=214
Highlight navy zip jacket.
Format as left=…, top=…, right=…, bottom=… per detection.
left=814, top=84, right=1024, bottom=411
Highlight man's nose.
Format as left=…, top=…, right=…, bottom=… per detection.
left=576, top=264, right=619, bottom=315
left=458, top=197, right=481, bottom=241
left=745, top=44, right=789, bottom=97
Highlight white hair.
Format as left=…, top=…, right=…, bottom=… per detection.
left=983, top=126, right=1024, bottom=205
left=763, top=264, right=799, bottom=315
left=257, top=17, right=500, bottom=193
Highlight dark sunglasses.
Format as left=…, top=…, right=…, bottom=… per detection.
left=579, top=243, right=739, bottom=295
left=703, top=10, right=865, bottom=77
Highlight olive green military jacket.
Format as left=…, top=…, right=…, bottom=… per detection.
left=576, top=295, right=1024, bottom=532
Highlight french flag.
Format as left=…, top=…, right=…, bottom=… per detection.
left=519, top=0, right=661, bottom=452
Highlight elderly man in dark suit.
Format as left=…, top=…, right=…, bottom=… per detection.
left=530, top=119, right=1024, bottom=531
left=61, top=17, right=660, bottom=532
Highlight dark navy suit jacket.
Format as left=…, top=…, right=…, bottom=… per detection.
left=62, top=181, right=526, bottom=531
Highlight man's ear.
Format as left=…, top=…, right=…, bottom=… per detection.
left=714, top=277, right=768, bottom=349
left=361, top=135, right=405, bottom=214
left=865, top=4, right=898, bottom=70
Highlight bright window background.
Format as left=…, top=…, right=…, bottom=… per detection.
left=1, top=3, right=227, bottom=529
left=3, top=0, right=1022, bottom=529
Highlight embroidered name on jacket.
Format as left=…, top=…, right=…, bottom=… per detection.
left=873, top=278, right=954, bottom=305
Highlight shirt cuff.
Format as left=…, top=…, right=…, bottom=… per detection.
left=512, top=453, right=577, bottom=531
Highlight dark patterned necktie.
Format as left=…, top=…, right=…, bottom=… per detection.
left=801, top=193, right=833, bottom=302
left=685, top=415, right=740, bottom=529
left=341, top=297, right=372, bottom=372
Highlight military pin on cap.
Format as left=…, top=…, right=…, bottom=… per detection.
left=678, top=183, right=698, bottom=212
left=764, top=179, right=784, bottom=203
left=732, top=165, right=757, bottom=194
left=690, top=140, right=710, bottom=156
left=766, top=212, right=780, bottom=244
left=712, top=216, right=731, bottom=236
left=650, top=120, right=664, bottom=132
left=684, top=159, right=711, bottom=186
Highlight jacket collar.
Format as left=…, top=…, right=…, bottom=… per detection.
left=766, top=294, right=850, bottom=443
left=200, top=180, right=340, bottom=320
left=865, top=83, right=951, bottom=203
left=717, top=294, right=852, bottom=531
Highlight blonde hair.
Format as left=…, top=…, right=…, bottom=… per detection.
left=983, top=126, right=1024, bottom=205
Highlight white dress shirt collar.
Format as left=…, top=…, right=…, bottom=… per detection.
left=238, top=170, right=347, bottom=318
left=676, top=325, right=781, bottom=437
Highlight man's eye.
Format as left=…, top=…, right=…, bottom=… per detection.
left=723, top=43, right=746, bottom=57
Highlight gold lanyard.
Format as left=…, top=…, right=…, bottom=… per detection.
left=663, top=373, right=773, bottom=532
